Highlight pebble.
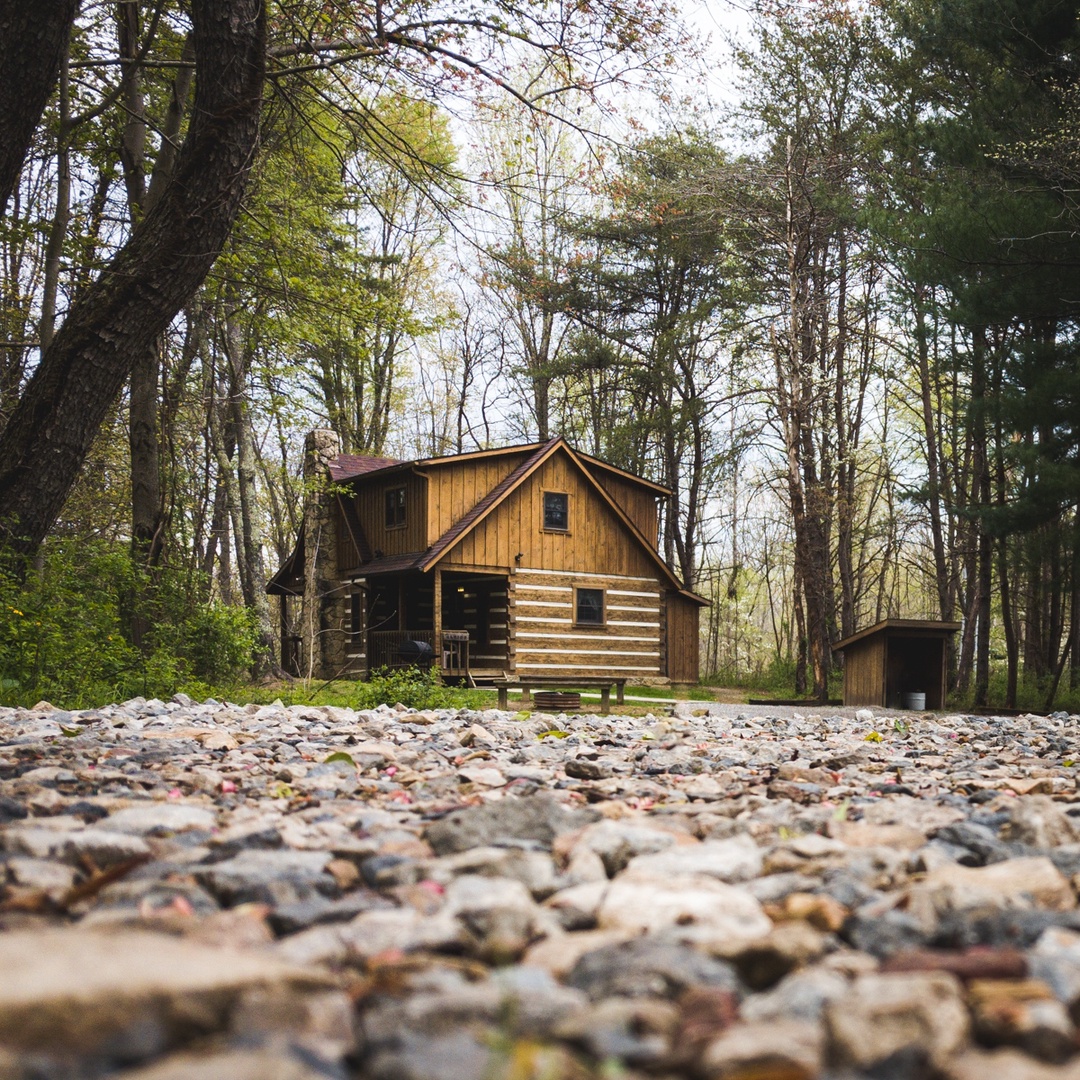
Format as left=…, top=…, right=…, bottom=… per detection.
left=6, top=698, right=1080, bottom=1076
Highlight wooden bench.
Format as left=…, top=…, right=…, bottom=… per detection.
left=494, top=676, right=627, bottom=715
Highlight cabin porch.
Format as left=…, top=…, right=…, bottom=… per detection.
left=352, top=568, right=510, bottom=682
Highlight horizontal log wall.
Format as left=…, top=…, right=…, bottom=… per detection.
left=513, top=568, right=663, bottom=678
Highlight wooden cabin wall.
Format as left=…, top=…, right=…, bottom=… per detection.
left=446, top=451, right=659, bottom=578
left=587, top=470, right=660, bottom=548
left=512, top=568, right=663, bottom=678
left=843, top=636, right=886, bottom=706
left=438, top=451, right=666, bottom=679
left=424, top=452, right=532, bottom=544
left=351, top=474, right=427, bottom=555
left=335, top=505, right=360, bottom=572
left=665, top=592, right=701, bottom=683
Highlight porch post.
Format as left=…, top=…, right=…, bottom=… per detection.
left=433, top=568, right=443, bottom=671
left=279, top=594, right=289, bottom=673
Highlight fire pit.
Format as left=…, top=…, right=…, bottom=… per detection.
left=533, top=691, right=581, bottom=712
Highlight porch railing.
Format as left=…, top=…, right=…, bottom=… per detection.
left=367, top=630, right=469, bottom=677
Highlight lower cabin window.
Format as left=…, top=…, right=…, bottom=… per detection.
left=575, top=587, right=605, bottom=626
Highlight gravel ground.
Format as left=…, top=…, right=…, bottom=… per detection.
left=4, top=695, right=1080, bottom=1079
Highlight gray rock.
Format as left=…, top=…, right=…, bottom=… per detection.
left=698, top=1018, right=824, bottom=1080
left=597, top=876, right=771, bottom=947
left=825, top=971, right=971, bottom=1070
left=0, top=928, right=332, bottom=1061
left=565, top=937, right=740, bottom=1000
left=103, top=804, right=217, bottom=835
left=442, top=873, right=549, bottom=962
left=424, top=792, right=595, bottom=854
left=622, top=834, right=763, bottom=883
left=740, top=966, right=849, bottom=1022
left=115, top=1048, right=346, bottom=1080
left=195, top=849, right=337, bottom=906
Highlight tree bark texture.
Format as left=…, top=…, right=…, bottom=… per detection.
left=0, top=0, right=78, bottom=219
left=0, top=0, right=266, bottom=559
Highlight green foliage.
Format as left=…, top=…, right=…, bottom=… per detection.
left=151, top=585, right=258, bottom=685
left=0, top=541, right=257, bottom=708
left=349, top=665, right=487, bottom=711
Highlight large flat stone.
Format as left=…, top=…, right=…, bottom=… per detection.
left=0, top=928, right=332, bottom=1059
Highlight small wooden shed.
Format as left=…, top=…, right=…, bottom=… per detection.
left=832, top=619, right=961, bottom=709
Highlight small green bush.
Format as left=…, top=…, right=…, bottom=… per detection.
left=351, top=665, right=487, bottom=711
left=0, top=540, right=258, bottom=708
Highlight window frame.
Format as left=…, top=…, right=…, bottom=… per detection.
left=574, top=586, right=606, bottom=627
left=542, top=490, right=570, bottom=533
left=384, top=485, right=407, bottom=529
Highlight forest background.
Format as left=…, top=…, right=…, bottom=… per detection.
left=1, top=0, right=1078, bottom=710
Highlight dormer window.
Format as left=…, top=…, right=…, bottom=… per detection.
left=543, top=491, right=569, bottom=531
left=385, top=486, right=406, bottom=528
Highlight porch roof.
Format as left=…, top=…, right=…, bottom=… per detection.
left=344, top=551, right=427, bottom=577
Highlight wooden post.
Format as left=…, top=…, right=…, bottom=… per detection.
left=433, top=568, right=443, bottom=672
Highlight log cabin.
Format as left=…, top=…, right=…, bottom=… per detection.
left=267, top=432, right=705, bottom=688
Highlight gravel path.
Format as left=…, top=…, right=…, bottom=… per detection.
left=4, top=695, right=1080, bottom=1078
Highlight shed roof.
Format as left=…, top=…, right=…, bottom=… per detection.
left=833, top=618, right=962, bottom=653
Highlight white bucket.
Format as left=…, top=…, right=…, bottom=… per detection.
left=901, top=692, right=926, bottom=711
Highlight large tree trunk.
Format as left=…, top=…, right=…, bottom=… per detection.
left=0, top=0, right=265, bottom=561
left=0, top=0, right=78, bottom=219
left=223, top=307, right=275, bottom=675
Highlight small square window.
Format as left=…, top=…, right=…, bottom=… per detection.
left=575, top=587, right=604, bottom=625
left=543, top=491, right=569, bottom=531
left=385, top=486, right=406, bottom=528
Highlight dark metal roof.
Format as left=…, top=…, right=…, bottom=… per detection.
left=327, top=440, right=667, bottom=494
left=328, top=453, right=403, bottom=482
left=833, top=618, right=962, bottom=652
left=344, top=551, right=427, bottom=577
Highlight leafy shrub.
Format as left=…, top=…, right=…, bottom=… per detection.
left=351, top=665, right=486, bottom=711
left=0, top=540, right=257, bottom=708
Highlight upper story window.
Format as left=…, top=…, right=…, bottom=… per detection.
left=575, top=587, right=605, bottom=626
left=385, top=486, right=406, bottom=528
left=543, top=491, right=569, bottom=531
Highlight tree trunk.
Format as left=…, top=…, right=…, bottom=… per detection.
left=970, top=328, right=992, bottom=707
left=0, top=0, right=265, bottom=561
left=914, top=292, right=952, bottom=620
left=223, top=308, right=275, bottom=675
left=39, top=46, right=70, bottom=351
left=0, top=0, right=78, bottom=219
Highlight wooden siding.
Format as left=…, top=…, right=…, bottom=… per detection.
left=665, top=592, right=700, bottom=683
left=424, top=452, right=534, bottom=545
left=443, top=450, right=659, bottom=580
left=843, top=634, right=886, bottom=706
left=513, top=569, right=662, bottom=678
left=336, top=505, right=360, bottom=572
left=349, top=474, right=427, bottom=558
left=589, top=471, right=660, bottom=548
